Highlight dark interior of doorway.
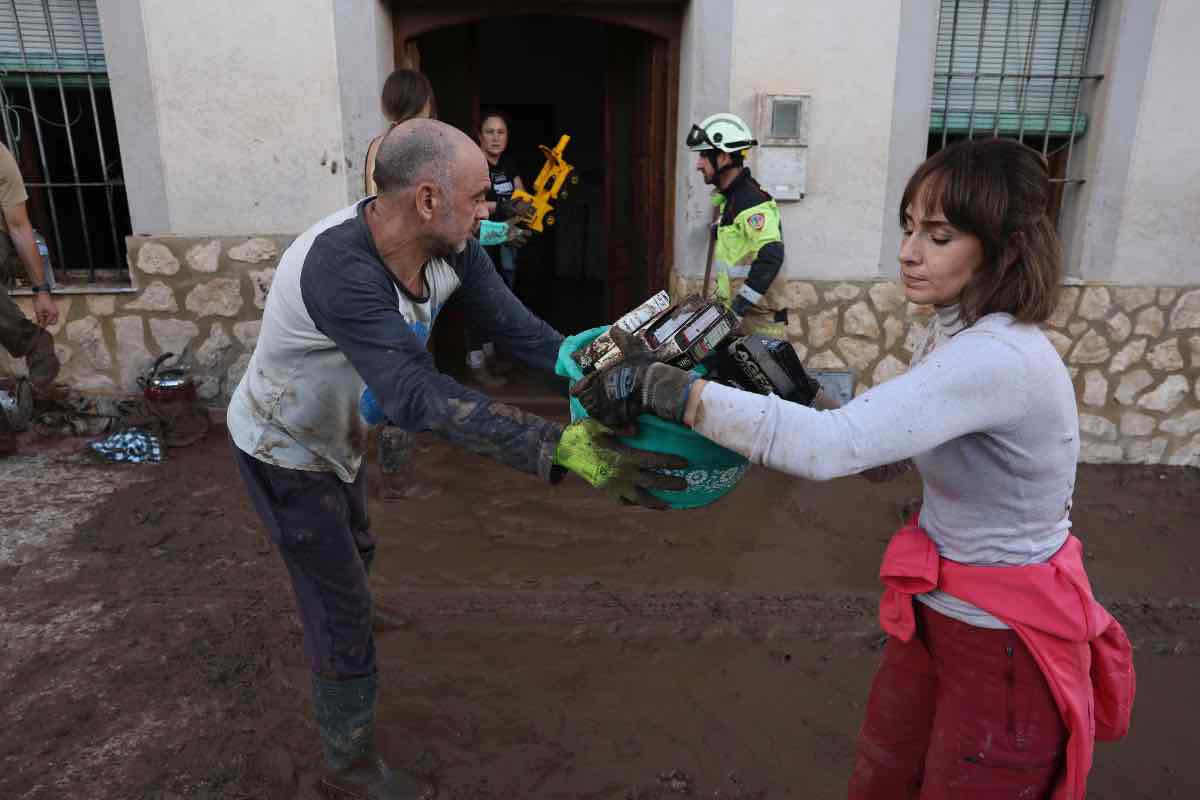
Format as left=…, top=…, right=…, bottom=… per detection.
left=418, top=15, right=636, bottom=374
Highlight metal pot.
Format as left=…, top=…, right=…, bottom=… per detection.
left=140, top=352, right=197, bottom=402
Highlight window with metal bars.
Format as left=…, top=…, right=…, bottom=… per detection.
left=1, top=0, right=130, bottom=285
left=930, top=0, right=1102, bottom=222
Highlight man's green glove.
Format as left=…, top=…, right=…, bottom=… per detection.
left=554, top=418, right=688, bottom=510
left=479, top=219, right=510, bottom=246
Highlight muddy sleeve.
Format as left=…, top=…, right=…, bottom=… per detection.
left=452, top=240, right=564, bottom=373
left=692, top=330, right=1030, bottom=481
left=301, top=256, right=564, bottom=481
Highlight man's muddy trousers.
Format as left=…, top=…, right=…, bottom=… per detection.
left=232, top=442, right=377, bottom=679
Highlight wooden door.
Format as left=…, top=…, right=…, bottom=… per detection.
left=604, top=27, right=673, bottom=320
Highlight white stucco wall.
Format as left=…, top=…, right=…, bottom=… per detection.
left=102, top=0, right=393, bottom=236
left=1108, top=0, right=1200, bottom=285
left=729, top=0, right=903, bottom=281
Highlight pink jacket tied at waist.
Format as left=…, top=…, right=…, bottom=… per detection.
left=878, top=522, right=1136, bottom=800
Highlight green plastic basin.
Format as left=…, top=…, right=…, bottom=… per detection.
left=555, top=326, right=749, bottom=509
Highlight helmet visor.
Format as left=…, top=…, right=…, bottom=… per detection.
left=685, top=124, right=714, bottom=150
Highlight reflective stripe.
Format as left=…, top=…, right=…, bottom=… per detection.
left=722, top=264, right=751, bottom=279
left=736, top=284, right=763, bottom=305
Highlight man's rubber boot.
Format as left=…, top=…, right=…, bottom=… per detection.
left=23, top=328, right=59, bottom=390
left=311, top=673, right=433, bottom=799
left=0, top=406, right=16, bottom=457
left=466, top=362, right=507, bottom=389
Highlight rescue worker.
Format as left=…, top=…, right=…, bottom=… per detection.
left=228, top=119, right=685, bottom=800
left=686, top=112, right=788, bottom=337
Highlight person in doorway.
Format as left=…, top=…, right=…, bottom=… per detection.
left=573, top=138, right=1134, bottom=799
left=364, top=69, right=435, bottom=197
left=686, top=112, right=789, bottom=337
left=0, top=141, right=59, bottom=456
left=465, top=110, right=529, bottom=387
left=228, top=119, right=685, bottom=800
left=364, top=68, right=440, bottom=501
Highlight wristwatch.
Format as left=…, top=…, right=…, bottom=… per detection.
left=31, top=283, right=52, bottom=295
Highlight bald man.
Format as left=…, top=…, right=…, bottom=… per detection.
left=227, top=120, right=683, bottom=799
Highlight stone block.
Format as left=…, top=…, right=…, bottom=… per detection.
left=1125, top=437, right=1168, bottom=464
left=785, top=281, right=819, bottom=310
left=1134, top=307, right=1164, bottom=338
left=14, top=295, right=70, bottom=336
left=1168, top=290, right=1200, bottom=330
left=196, top=376, right=221, bottom=401
left=824, top=283, right=861, bottom=302
left=1119, top=411, right=1156, bottom=437
left=1067, top=330, right=1110, bottom=364
left=1161, top=410, right=1200, bottom=438
left=883, top=316, right=905, bottom=350
left=842, top=301, right=880, bottom=339
left=227, top=353, right=252, bottom=389
left=1190, top=336, right=1200, bottom=369
left=808, top=308, right=838, bottom=349
left=868, top=281, right=907, bottom=314
left=1105, top=312, right=1131, bottom=342
left=124, top=280, right=179, bottom=313
left=196, top=323, right=234, bottom=372
left=1147, top=339, right=1183, bottom=371
left=902, top=321, right=928, bottom=355
left=1082, top=371, right=1108, bottom=407
left=1045, top=330, right=1072, bottom=358
left=1080, top=441, right=1123, bottom=463
left=1078, top=414, right=1117, bottom=441
left=113, top=316, right=152, bottom=389
left=807, top=351, right=846, bottom=369
left=1114, top=287, right=1156, bottom=312
left=249, top=268, right=276, bottom=310
left=1068, top=321, right=1087, bottom=337
left=1166, top=435, right=1200, bottom=467
left=186, top=278, right=244, bottom=318
left=136, top=241, right=180, bottom=275
left=872, top=355, right=907, bottom=385
left=1108, top=339, right=1145, bottom=374
left=1114, top=370, right=1153, bottom=405
left=66, top=316, right=113, bottom=370
left=1077, top=286, right=1112, bottom=321
left=1159, top=288, right=1178, bottom=307
left=186, top=240, right=222, bottom=273
left=1138, top=376, right=1189, bottom=413
left=233, top=321, right=262, bottom=350
left=836, top=338, right=879, bottom=371
left=1047, top=287, right=1079, bottom=329
left=86, top=295, right=116, bottom=316
left=228, top=237, right=279, bottom=264
left=149, top=319, right=200, bottom=356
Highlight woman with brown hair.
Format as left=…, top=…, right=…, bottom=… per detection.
left=363, top=68, right=434, bottom=196
left=572, top=137, right=1134, bottom=799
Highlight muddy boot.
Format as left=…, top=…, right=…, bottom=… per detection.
left=465, top=350, right=506, bottom=389
left=23, top=328, right=59, bottom=390
left=0, top=407, right=16, bottom=457
left=311, top=674, right=433, bottom=800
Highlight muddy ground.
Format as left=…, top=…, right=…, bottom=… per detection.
left=2, top=417, right=1198, bottom=799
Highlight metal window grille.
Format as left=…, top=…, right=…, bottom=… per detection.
left=1, top=0, right=130, bottom=285
left=931, top=0, right=1102, bottom=216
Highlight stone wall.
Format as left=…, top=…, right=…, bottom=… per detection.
left=2, top=239, right=1196, bottom=467
left=1, top=235, right=292, bottom=403
left=671, top=275, right=1200, bottom=467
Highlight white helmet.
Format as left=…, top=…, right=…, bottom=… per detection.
left=685, top=113, right=757, bottom=153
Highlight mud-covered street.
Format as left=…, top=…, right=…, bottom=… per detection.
left=2, top=428, right=1198, bottom=799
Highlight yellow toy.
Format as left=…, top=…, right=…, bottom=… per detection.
left=510, top=134, right=578, bottom=233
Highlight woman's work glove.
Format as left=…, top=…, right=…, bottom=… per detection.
left=554, top=418, right=688, bottom=510
left=570, top=328, right=700, bottom=431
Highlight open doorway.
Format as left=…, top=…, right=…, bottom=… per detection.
left=405, top=9, right=678, bottom=373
